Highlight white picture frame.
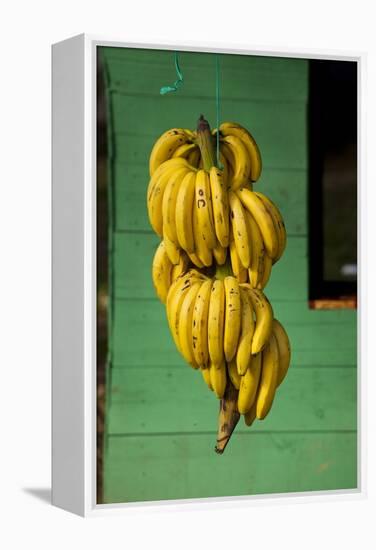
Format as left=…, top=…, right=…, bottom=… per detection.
left=52, top=33, right=365, bottom=517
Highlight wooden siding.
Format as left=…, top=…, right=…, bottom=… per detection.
left=100, top=47, right=357, bottom=504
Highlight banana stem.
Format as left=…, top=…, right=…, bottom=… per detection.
left=196, top=115, right=240, bottom=454
left=213, top=211, right=239, bottom=453
left=196, top=115, right=217, bottom=170
left=215, top=379, right=240, bottom=454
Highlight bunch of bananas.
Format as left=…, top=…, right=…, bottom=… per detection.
left=147, top=121, right=286, bottom=289
left=148, top=117, right=291, bottom=452
left=148, top=122, right=261, bottom=183
left=163, top=269, right=290, bottom=421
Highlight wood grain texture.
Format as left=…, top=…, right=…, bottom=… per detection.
left=100, top=46, right=357, bottom=504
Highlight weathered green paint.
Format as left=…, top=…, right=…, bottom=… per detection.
left=100, top=46, right=357, bottom=504
left=104, top=433, right=357, bottom=503
left=111, top=299, right=356, bottom=367
left=104, top=49, right=308, bottom=101
left=108, top=367, right=356, bottom=434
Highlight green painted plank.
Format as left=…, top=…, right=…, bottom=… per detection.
left=102, top=46, right=308, bottom=75
left=103, top=432, right=357, bottom=503
left=293, top=349, right=356, bottom=366
left=271, top=301, right=356, bottom=325
left=102, top=47, right=357, bottom=507
left=103, top=53, right=308, bottom=102
left=113, top=231, right=159, bottom=299
left=107, top=367, right=357, bottom=435
left=112, top=234, right=308, bottom=301
left=112, top=162, right=307, bottom=235
left=111, top=299, right=356, bottom=368
left=112, top=349, right=357, bottom=369
left=101, top=46, right=308, bottom=72
left=112, top=350, right=357, bottom=370
left=110, top=95, right=307, bottom=171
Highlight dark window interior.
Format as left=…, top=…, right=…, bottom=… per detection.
left=308, top=59, right=357, bottom=306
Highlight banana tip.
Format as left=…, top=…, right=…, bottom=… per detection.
left=214, top=435, right=231, bottom=454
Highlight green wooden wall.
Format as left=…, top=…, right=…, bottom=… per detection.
left=100, top=47, right=357, bottom=504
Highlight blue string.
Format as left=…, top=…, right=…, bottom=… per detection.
left=215, top=55, right=223, bottom=169
left=160, top=52, right=184, bottom=95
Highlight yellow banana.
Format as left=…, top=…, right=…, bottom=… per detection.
left=147, top=157, right=187, bottom=204
left=195, top=169, right=216, bottom=249
left=209, top=360, right=227, bottom=399
left=172, top=142, right=197, bottom=159
left=213, top=243, right=227, bottom=265
left=220, top=140, right=235, bottom=167
left=220, top=122, right=262, bottom=182
left=164, top=233, right=181, bottom=265
left=175, top=170, right=196, bottom=253
left=151, top=240, right=173, bottom=303
left=166, top=274, right=191, bottom=336
left=229, top=190, right=251, bottom=268
left=183, top=128, right=197, bottom=140
left=220, top=142, right=235, bottom=188
left=201, top=367, right=213, bottom=391
left=273, top=319, right=291, bottom=387
left=254, top=191, right=287, bottom=263
left=244, top=401, right=257, bottom=427
left=192, top=190, right=213, bottom=267
left=149, top=128, right=190, bottom=176
left=238, top=352, right=262, bottom=414
left=188, top=268, right=209, bottom=280
left=192, top=279, right=213, bottom=368
left=223, top=276, right=241, bottom=362
left=236, top=287, right=255, bottom=375
left=209, top=166, right=230, bottom=247
left=171, top=252, right=189, bottom=281
left=187, top=250, right=204, bottom=269
left=244, top=210, right=265, bottom=288
left=177, top=282, right=202, bottom=368
left=166, top=271, right=204, bottom=348
left=243, top=286, right=273, bottom=355
left=187, top=147, right=201, bottom=168
left=227, top=359, right=240, bottom=390
left=162, top=166, right=191, bottom=245
left=256, top=333, right=279, bottom=419
left=218, top=152, right=230, bottom=188
left=147, top=158, right=189, bottom=235
left=229, top=234, right=248, bottom=283
left=258, top=253, right=272, bottom=290
left=208, top=279, right=225, bottom=367
left=236, top=188, right=278, bottom=260
left=221, top=135, right=251, bottom=190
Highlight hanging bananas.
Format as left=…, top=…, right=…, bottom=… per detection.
left=146, top=121, right=286, bottom=282
left=165, top=273, right=291, bottom=414
left=147, top=116, right=291, bottom=453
